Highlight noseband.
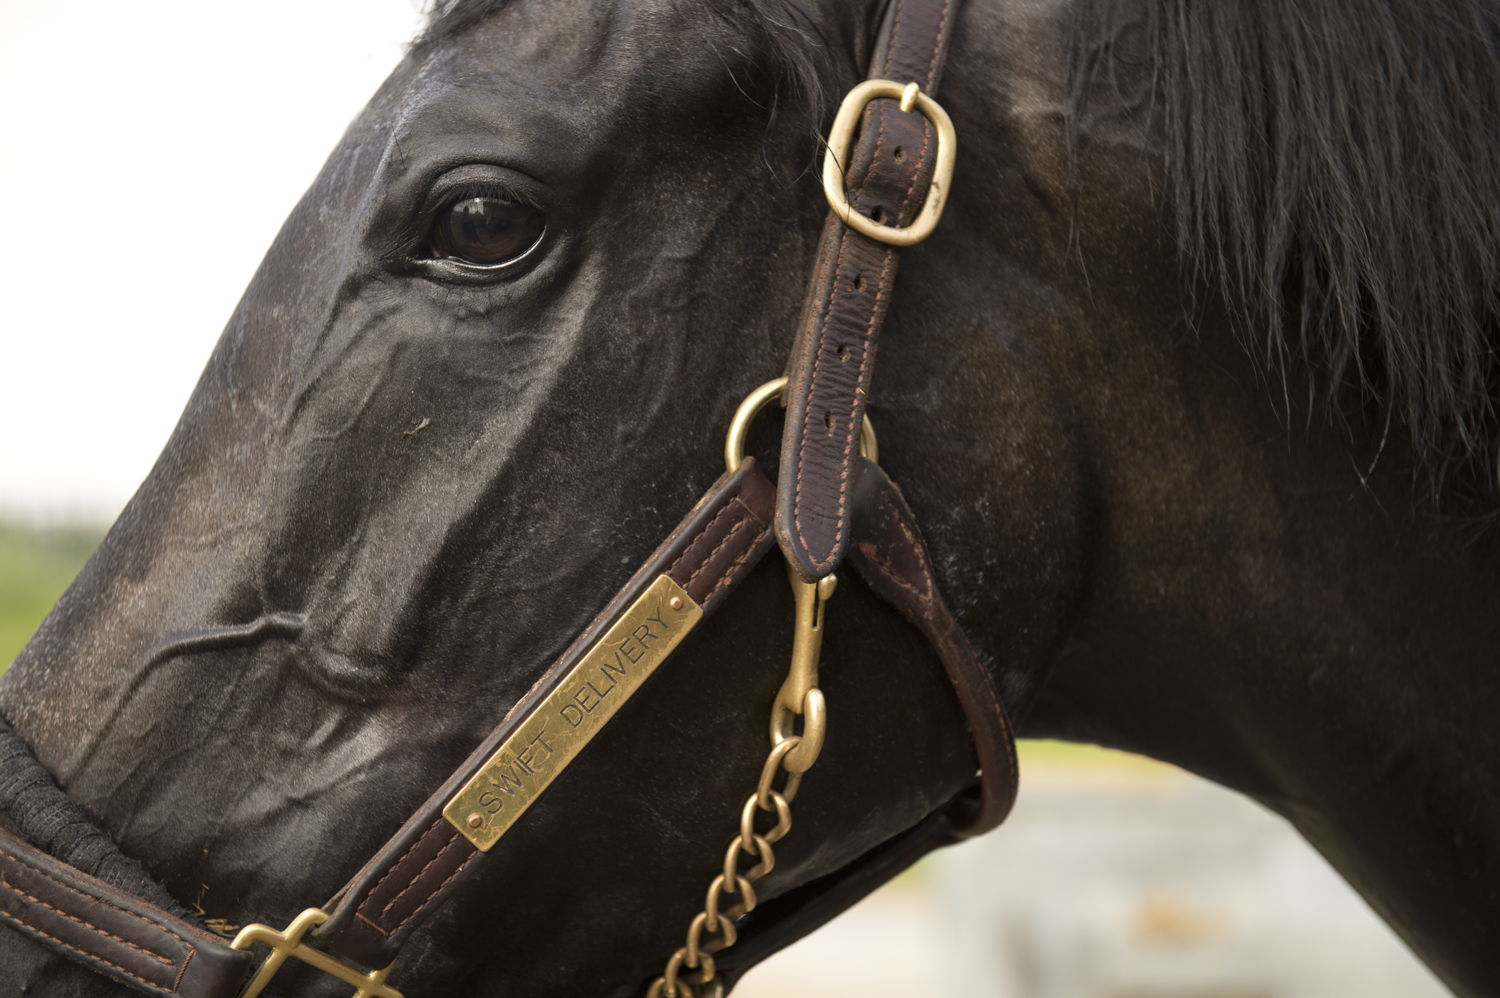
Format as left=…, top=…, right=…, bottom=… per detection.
left=0, top=1, right=1018, bottom=994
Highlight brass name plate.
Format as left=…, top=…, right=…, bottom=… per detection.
left=443, top=575, right=702, bottom=850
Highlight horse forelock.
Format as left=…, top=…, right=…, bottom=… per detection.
left=1073, top=0, right=1500, bottom=495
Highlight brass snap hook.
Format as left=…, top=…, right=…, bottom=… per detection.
left=770, top=571, right=837, bottom=773
left=720, top=377, right=879, bottom=774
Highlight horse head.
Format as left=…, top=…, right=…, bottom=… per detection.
left=4, top=0, right=1499, bottom=995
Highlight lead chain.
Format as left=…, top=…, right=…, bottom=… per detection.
left=644, top=701, right=823, bottom=998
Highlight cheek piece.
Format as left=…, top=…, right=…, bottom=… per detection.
left=0, top=1, right=1017, bottom=995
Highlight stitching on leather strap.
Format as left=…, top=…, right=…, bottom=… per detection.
left=860, top=490, right=936, bottom=603
left=704, top=540, right=760, bottom=606
left=701, top=508, right=770, bottom=607
left=684, top=517, right=746, bottom=589
left=0, top=908, right=180, bottom=995
left=172, top=949, right=195, bottom=993
left=900, top=116, right=936, bottom=209
left=0, top=870, right=174, bottom=966
left=376, top=828, right=467, bottom=922
left=354, top=911, right=383, bottom=932
left=666, top=479, right=745, bottom=580
left=786, top=0, right=951, bottom=573
left=389, top=850, right=481, bottom=936
left=883, top=0, right=912, bottom=77
left=857, top=544, right=926, bottom=603
left=793, top=245, right=890, bottom=573
left=855, top=83, right=897, bottom=209
left=790, top=228, right=853, bottom=569
left=0, top=845, right=190, bottom=965
left=925, top=0, right=954, bottom=87
left=356, top=821, right=448, bottom=922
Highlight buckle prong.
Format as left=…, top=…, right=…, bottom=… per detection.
left=898, top=81, right=920, bottom=113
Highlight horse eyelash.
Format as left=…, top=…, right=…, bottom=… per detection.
left=434, top=180, right=539, bottom=211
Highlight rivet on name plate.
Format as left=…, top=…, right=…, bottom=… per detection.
left=467, top=813, right=483, bottom=829
left=669, top=596, right=684, bottom=610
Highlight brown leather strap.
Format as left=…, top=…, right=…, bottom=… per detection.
left=776, top=0, right=961, bottom=582
left=713, top=460, right=1021, bottom=983
left=314, top=458, right=779, bottom=968
left=315, top=452, right=1017, bottom=973
left=0, top=4, right=1011, bottom=991
left=0, top=456, right=1015, bottom=996
left=701, top=460, right=1017, bottom=985
left=0, top=827, right=249, bottom=997
left=846, top=459, right=1017, bottom=834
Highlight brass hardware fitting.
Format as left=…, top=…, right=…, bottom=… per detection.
left=723, top=376, right=877, bottom=476
left=231, top=908, right=401, bottom=998
left=822, top=79, right=957, bottom=246
left=771, top=571, right=836, bottom=774
left=645, top=388, right=872, bottom=998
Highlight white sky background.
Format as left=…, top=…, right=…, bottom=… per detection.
left=0, top=0, right=424, bottom=521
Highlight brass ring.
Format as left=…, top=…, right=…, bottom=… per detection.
left=724, top=376, right=878, bottom=474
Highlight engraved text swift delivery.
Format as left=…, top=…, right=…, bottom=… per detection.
left=443, top=576, right=702, bottom=850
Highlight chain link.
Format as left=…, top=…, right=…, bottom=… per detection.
left=645, top=688, right=826, bottom=998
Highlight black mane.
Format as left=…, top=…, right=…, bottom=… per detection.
left=1075, top=0, right=1500, bottom=486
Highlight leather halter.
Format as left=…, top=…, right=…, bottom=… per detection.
left=0, top=1, right=1017, bottom=994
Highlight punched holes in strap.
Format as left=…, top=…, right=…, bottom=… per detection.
left=776, top=0, right=962, bottom=582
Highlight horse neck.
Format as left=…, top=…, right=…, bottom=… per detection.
left=901, top=3, right=1500, bottom=994
left=1021, top=308, right=1500, bottom=993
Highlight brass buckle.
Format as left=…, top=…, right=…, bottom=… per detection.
left=821, top=80, right=957, bottom=247
left=231, top=908, right=402, bottom=998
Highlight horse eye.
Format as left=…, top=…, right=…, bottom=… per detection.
left=427, top=194, right=544, bottom=267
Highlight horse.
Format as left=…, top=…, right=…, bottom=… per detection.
left=2, top=0, right=1498, bottom=995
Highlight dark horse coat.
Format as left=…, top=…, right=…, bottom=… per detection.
left=2, top=0, right=1498, bottom=994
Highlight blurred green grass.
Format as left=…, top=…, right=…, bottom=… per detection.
left=0, top=522, right=104, bottom=670
left=1017, top=737, right=1172, bottom=770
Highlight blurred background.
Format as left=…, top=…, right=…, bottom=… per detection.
left=0, top=2, right=1449, bottom=995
